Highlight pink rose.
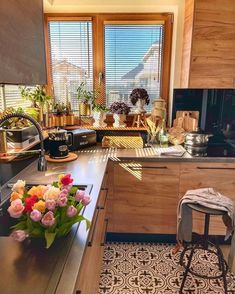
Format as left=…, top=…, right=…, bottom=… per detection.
left=10, top=230, right=28, bottom=242
left=30, top=209, right=42, bottom=222
left=45, top=199, right=57, bottom=211
left=67, top=205, right=78, bottom=217
left=62, top=184, right=72, bottom=193
left=8, top=199, right=25, bottom=218
left=41, top=211, right=55, bottom=227
left=57, top=195, right=68, bottom=207
left=81, top=195, right=91, bottom=206
left=75, top=190, right=85, bottom=202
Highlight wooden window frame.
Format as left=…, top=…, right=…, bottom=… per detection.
left=44, top=13, right=173, bottom=114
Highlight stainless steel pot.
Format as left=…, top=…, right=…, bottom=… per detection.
left=184, top=130, right=213, bottom=147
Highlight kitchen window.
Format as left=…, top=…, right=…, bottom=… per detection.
left=46, top=18, right=93, bottom=111
left=45, top=14, right=172, bottom=111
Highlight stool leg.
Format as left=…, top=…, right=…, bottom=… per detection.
left=216, top=245, right=228, bottom=294
left=203, top=214, right=210, bottom=249
left=179, top=246, right=195, bottom=294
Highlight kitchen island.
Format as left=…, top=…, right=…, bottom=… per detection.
left=1, top=146, right=235, bottom=294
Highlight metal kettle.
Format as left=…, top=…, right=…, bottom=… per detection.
left=48, top=129, right=72, bottom=158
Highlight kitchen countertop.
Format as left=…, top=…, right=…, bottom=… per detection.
left=1, top=145, right=235, bottom=294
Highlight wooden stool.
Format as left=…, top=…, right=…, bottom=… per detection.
left=179, top=203, right=229, bottom=294
left=132, top=113, right=147, bottom=128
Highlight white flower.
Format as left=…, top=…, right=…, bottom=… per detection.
left=12, top=180, right=26, bottom=193
left=43, top=186, right=61, bottom=201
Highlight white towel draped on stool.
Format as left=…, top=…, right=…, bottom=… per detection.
left=177, top=188, right=235, bottom=270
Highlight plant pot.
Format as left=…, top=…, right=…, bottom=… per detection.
left=113, top=114, right=126, bottom=128
left=54, top=115, right=66, bottom=127
left=93, top=111, right=107, bottom=128
left=65, top=114, right=75, bottom=126
left=135, top=99, right=146, bottom=114
left=79, top=103, right=91, bottom=116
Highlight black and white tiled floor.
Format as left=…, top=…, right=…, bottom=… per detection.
left=99, top=243, right=235, bottom=294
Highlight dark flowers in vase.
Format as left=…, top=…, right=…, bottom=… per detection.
left=109, top=102, right=131, bottom=115
left=130, top=88, right=150, bottom=106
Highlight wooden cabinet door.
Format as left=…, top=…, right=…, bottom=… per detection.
left=110, top=161, right=180, bottom=234
left=179, top=162, right=235, bottom=235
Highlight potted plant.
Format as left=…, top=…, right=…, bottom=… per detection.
left=130, top=88, right=150, bottom=113
left=110, top=102, right=131, bottom=127
left=77, top=82, right=94, bottom=116
left=65, top=102, right=75, bottom=126
left=53, top=102, right=66, bottom=127
left=92, top=104, right=109, bottom=128
left=20, top=86, right=52, bottom=124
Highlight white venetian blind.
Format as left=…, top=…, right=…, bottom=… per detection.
left=48, top=20, right=93, bottom=111
left=2, top=85, right=31, bottom=110
left=104, top=23, right=164, bottom=111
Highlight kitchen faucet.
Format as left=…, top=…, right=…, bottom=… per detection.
left=0, top=112, right=47, bottom=172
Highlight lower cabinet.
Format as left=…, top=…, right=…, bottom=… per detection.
left=179, top=162, right=235, bottom=235
left=108, top=161, right=180, bottom=234
left=74, top=190, right=108, bottom=294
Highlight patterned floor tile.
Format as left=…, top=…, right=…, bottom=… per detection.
left=99, top=243, right=235, bottom=294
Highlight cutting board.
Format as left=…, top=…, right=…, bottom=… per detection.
left=173, top=111, right=199, bottom=132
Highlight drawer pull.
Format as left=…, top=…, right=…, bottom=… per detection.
left=98, top=188, right=108, bottom=209
left=88, top=208, right=100, bottom=247
left=197, top=167, right=235, bottom=170
left=101, top=218, right=108, bottom=246
left=127, top=166, right=168, bottom=170
left=76, top=291, right=81, bottom=294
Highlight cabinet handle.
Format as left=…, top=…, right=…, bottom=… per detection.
left=197, top=167, right=235, bottom=170
left=98, top=188, right=108, bottom=209
left=127, top=166, right=167, bottom=170
left=76, top=291, right=81, bottom=294
left=101, top=218, right=108, bottom=246
left=88, top=208, right=100, bottom=247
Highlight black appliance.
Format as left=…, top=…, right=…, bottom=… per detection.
left=172, top=89, right=235, bottom=158
left=48, top=129, right=71, bottom=159
left=67, top=129, right=96, bottom=151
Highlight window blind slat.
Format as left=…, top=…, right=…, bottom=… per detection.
left=104, top=24, right=164, bottom=111
left=48, top=21, right=93, bottom=111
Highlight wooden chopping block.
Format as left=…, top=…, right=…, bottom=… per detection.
left=176, top=110, right=199, bottom=120
left=183, top=112, right=198, bottom=132
left=173, top=117, right=184, bottom=128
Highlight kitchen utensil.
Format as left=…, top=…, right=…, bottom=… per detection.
left=184, top=129, right=213, bottom=147
left=48, top=129, right=72, bottom=159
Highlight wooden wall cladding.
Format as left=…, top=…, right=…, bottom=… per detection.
left=181, top=0, right=235, bottom=88
left=0, top=0, right=47, bottom=85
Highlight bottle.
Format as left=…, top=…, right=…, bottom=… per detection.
left=158, top=118, right=169, bottom=146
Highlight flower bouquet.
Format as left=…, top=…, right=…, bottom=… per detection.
left=7, top=174, right=91, bottom=248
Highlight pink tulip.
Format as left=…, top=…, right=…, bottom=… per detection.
left=41, top=211, right=55, bottom=227
left=8, top=199, right=25, bottom=218
left=62, top=184, right=72, bottom=193
left=57, top=195, right=68, bottom=207
left=30, top=209, right=42, bottom=222
left=75, top=190, right=85, bottom=202
left=10, top=230, right=28, bottom=242
left=81, top=195, right=91, bottom=206
left=67, top=205, right=78, bottom=217
left=45, top=199, right=57, bottom=211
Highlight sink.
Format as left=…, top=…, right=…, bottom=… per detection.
left=0, top=184, right=93, bottom=237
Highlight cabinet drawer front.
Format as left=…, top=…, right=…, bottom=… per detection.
left=180, top=163, right=235, bottom=198
left=180, top=162, right=235, bottom=235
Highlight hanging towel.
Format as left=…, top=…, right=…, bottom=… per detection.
left=177, top=188, right=235, bottom=270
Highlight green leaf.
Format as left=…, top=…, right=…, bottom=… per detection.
left=85, top=219, right=91, bottom=231
left=69, top=186, right=78, bottom=195
left=52, top=182, right=59, bottom=188
left=10, top=221, right=27, bottom=230
left=45, top=231, right=57, bottom=249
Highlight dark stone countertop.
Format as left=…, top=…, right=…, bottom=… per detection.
left=1, top=146, right=235, bottom=294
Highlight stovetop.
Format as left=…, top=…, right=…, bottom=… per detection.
left=186, top=141, right=235, bottom=157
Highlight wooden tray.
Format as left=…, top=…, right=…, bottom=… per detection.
left=45, top=152, right=78, bottom=163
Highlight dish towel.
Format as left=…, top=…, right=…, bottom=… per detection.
left=177, top=188, right=235, bottom=270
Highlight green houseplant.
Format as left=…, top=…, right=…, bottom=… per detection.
left=20, top=86, right=52, bottom=124
left=76, top=82, right=94, bottom=116
left=92, top=104, right=109, bottom=128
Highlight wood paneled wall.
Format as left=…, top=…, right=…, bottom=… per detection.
left=181, top=0, right=235, bottom=88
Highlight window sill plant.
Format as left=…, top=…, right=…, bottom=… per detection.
left=110, top=102, right=131, bottom=127
left=92, top=104, right=109, bottom=128
left=77, top=82, right=94, bottom=116
left=8, top=174, right=91, bottom=249
left=130, top=88, right=150, bottom=114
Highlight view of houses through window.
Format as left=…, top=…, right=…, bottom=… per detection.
left=105, top=24, right=164, bottom=111
left=48, top=20, right=93, bottom=111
